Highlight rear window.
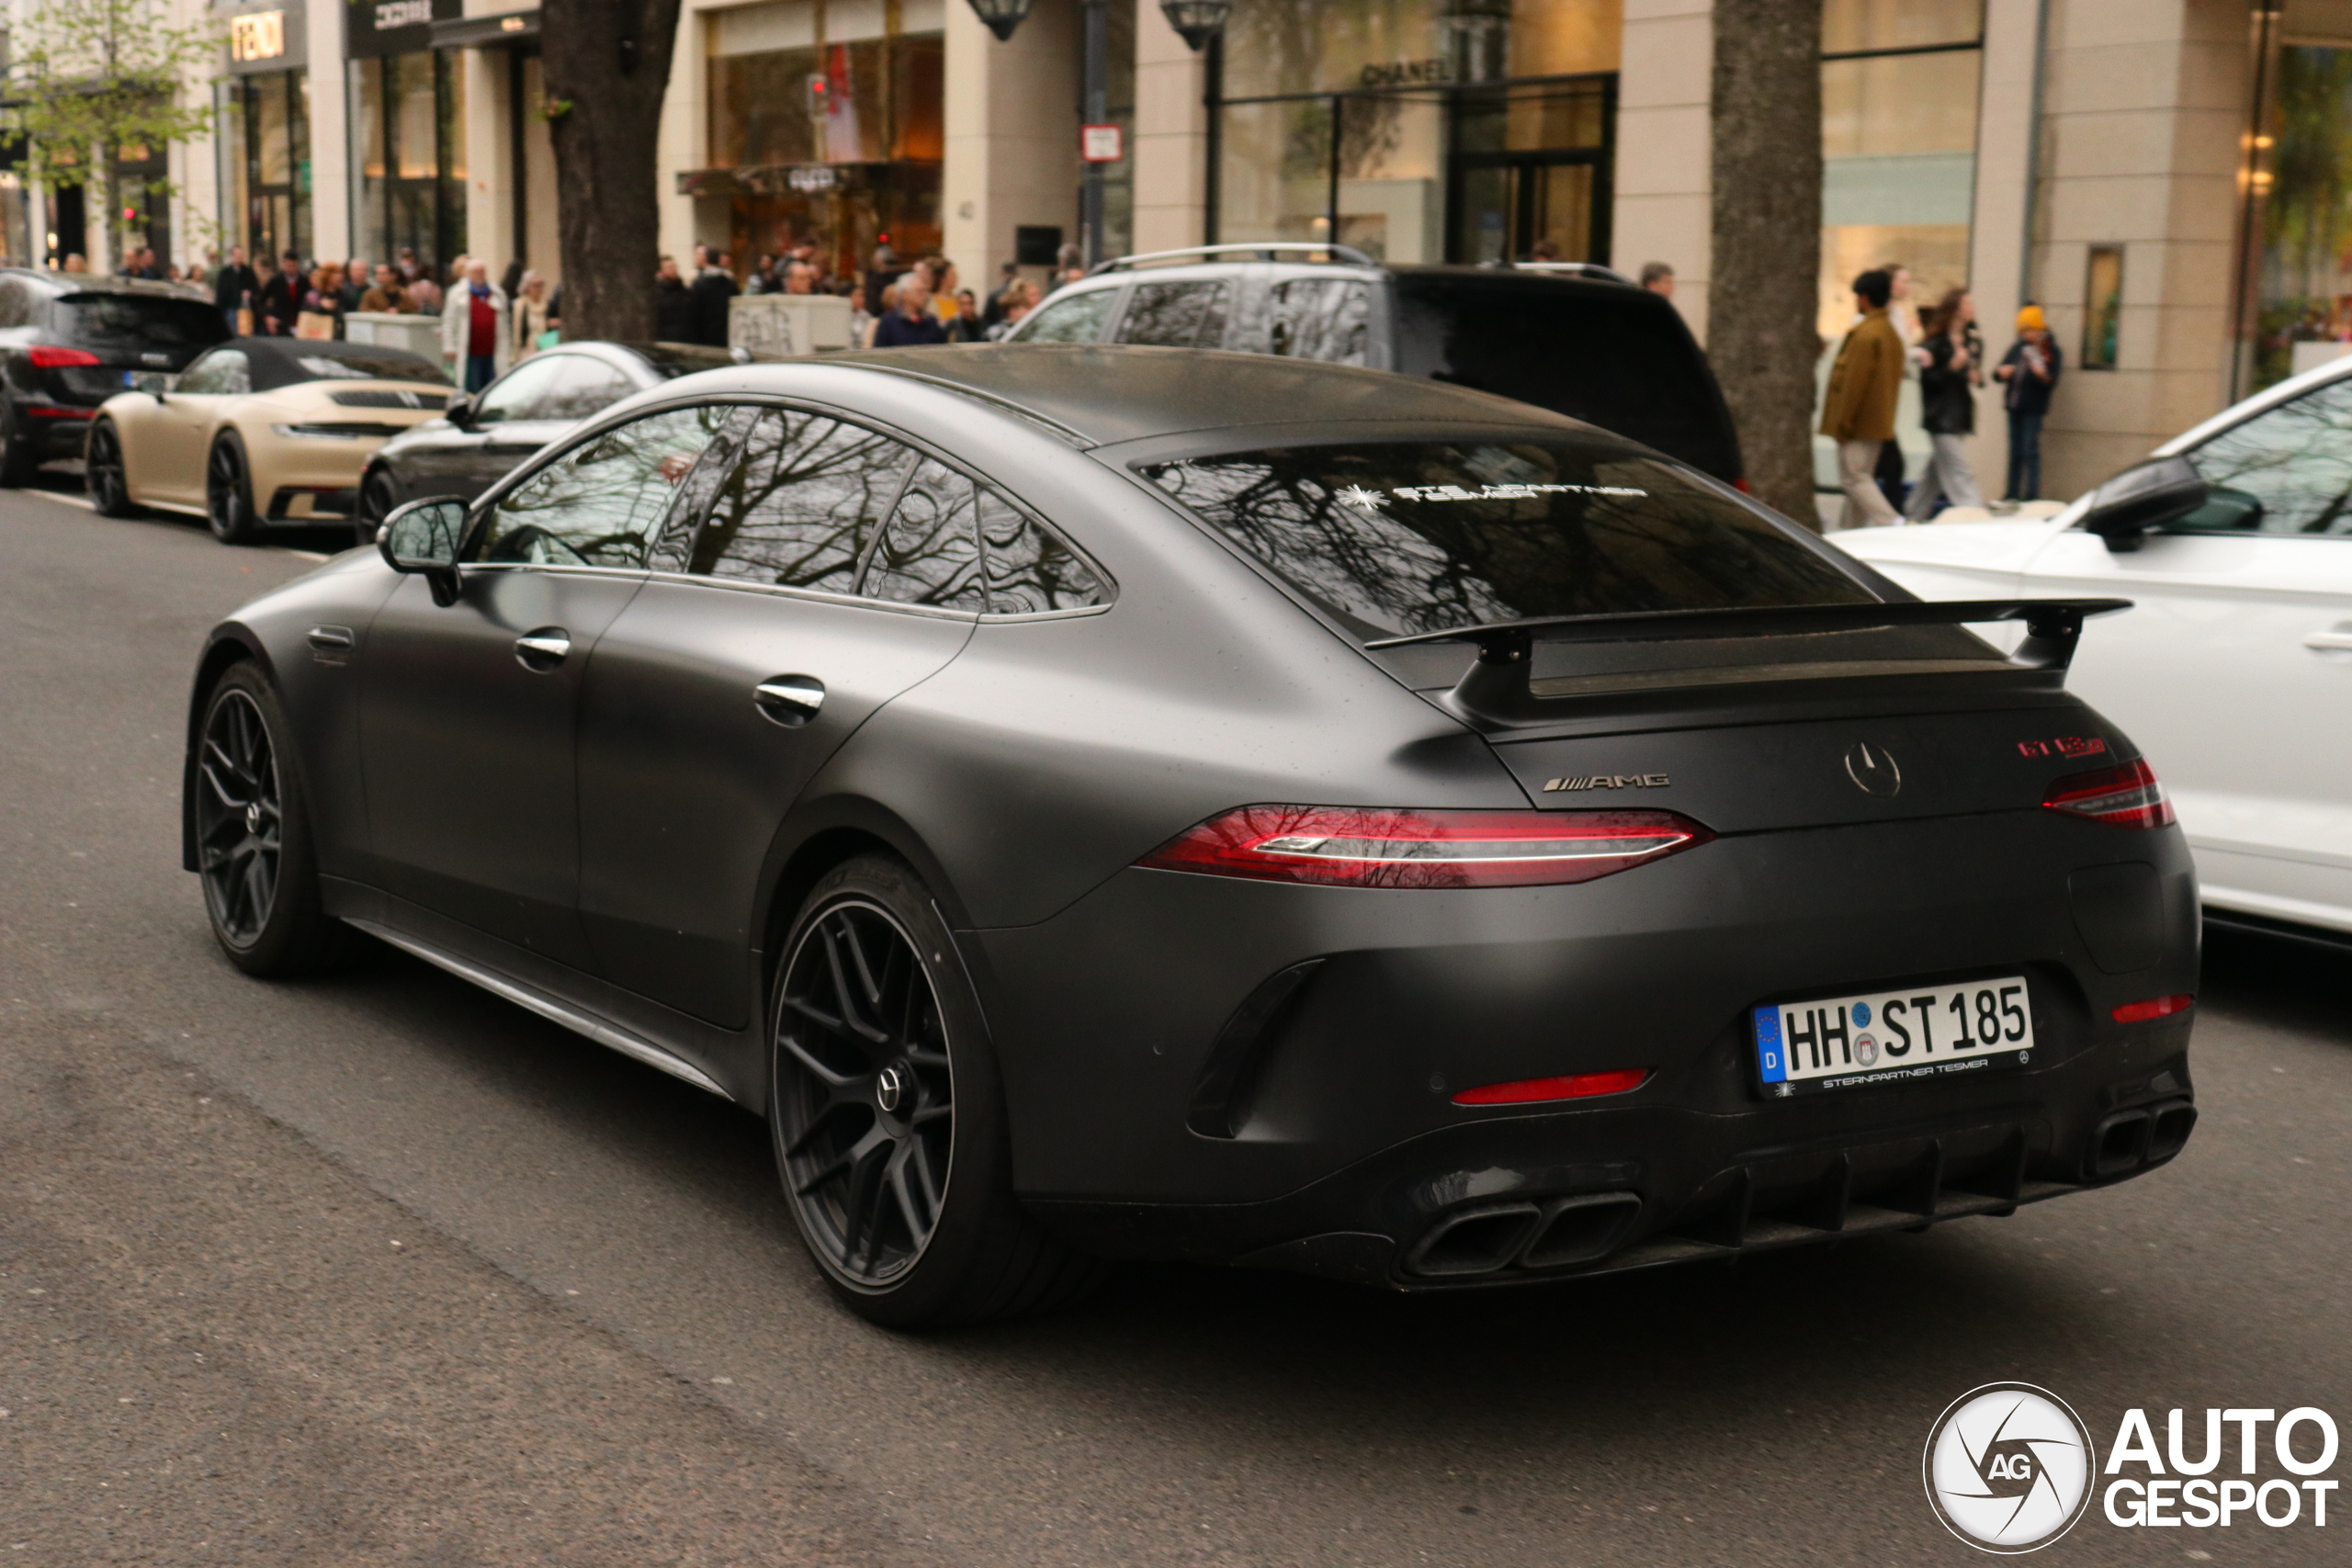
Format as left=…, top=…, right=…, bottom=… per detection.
left=250, top=347, right=450, bottom=390
left=56, top=295, right=231, bottom=350
left=1141, top=437, right=1869, bottom=642
left=1392, top=276, right=1741, bottom=479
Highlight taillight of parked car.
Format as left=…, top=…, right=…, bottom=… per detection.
left=1453, top=1068, right=1651, bottom=1106
left=2041, top=757, right=2175, bottom=829
left=2112, top=994, right=2193, bottom=1023
left=28, top=346, right=102, bottom=369
left=1137, top=806, right=1713, bottom=889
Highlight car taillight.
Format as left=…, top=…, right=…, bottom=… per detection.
left=2112, top=994, right=2193, bottom=1023
left=1453, top=1068, right=1650, bottom=1106
left=28, top=345, right=102, bottom=368
left=2042, top=757, right=2175, bottom=829
left=1136, top=806, right=1713, bottom=888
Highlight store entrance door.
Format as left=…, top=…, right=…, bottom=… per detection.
left=1443, top=77, right=1614, bottom=265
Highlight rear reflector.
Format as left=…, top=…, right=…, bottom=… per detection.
left=1138, top=807, right=1713, bottom=888
left=28, top=345, right=102, bottom=368
left=2042, top=757, right=2175, bottom=829
left=1453, top=1068, right=1650, bottom=1106
left=2112, top=993, right=2193, bottom=1023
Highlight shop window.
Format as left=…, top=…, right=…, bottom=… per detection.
left=2241, top=41, right=2352, bottom=390
left=223, top=71, right=311, bottom=267
left=352, top=51, right=467, bottom=280
left=2083, top=246, right=2123, bottom=371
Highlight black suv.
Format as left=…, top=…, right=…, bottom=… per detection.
left=0, top=269, right=231, bottom=484
left=1005, top=246, right=1742, bottom=483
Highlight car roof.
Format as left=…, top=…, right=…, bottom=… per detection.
left=3, top=267, right=209, bottom=302
left=813, top=344, right=1576, bottom=446
left=208, top=335, right=449, bottom=386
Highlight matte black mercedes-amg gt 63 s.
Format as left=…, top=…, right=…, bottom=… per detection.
left=184, top=345, right=2199, bottom=1326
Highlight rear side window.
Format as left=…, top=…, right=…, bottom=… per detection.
left=1393, top=276, right=1740, bottom=480
left=864, top=457, right=990, bottom=611
left=1143, top=437, right=1868, bottom=639
left=1269, top=279, right=1370, bottom=366
left=476, top=405, right=730, bottom=568
left=1017, top=288, right=1115, bottom=344
left=688, top=410, right=918, bottom=591
left=1114, top=281, right=1230, bottom=348
left=55, top=295, right=231, bottom=350
left=976, top=489, right=1107, bottom=613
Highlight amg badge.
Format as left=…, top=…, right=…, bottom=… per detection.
left=1544, top=773, right=1670, bottom=793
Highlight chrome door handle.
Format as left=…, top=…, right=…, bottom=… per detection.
left=513, top=628, right=571, bottom=671
left=753, top=675, right=825, bottom=727
left=2303, top=631, right=2352, bottom=651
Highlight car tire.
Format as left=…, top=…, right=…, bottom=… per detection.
left=192, top=663, right=356, bottom=977
left=0, top=402, right=39, bottom=487
left=770, top=854, right=1102, bottom=1328
left=354, top=467, right=400, bottom=549
left=85, top=419, right=139, bottom=516
left=206, top=431, right=260, bottom=544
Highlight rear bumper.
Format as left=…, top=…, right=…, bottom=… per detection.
left=970, top=809, right=2200, bottom=1284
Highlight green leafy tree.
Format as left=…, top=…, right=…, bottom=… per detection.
left=3, top=0, right=219, bottom=263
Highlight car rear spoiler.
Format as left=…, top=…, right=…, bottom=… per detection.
left=1364, top=598, right=2132, bottom=723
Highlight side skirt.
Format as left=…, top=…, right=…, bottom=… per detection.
left=344, top=915, right=735, bottom=1101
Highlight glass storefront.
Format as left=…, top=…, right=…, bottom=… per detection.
left=1212, top=0, right=1619, bottom=263
left=1815, top=0, right=1984, bottom=337
left=221, top=71, right=313, bottom=265
left=351, top=51, right=469, bottom=275
left=2235, top=14, right=2352, bottom=395
left=695, top=0, right=944, bottom=277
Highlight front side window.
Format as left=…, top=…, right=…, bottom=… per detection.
left=471, top=355, right=571, bottom=424
left=537, top=356, right=637, bottom=422
left=175, top=350, right=252, bottom=396
left=2179, top=379, right=2352, bottom=536
left=1115, top=281, right=1230, bottom=348
left=1016, top=288, right=1116, bottom=344
left=864, top=457, right=990, bottom=611
left=1143, top=439, right=1871, bottom=639
left=474, top=404, right=729, bottom=568
left=689, top=410, right=918, bottom=591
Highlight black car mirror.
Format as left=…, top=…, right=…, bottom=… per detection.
left=2079, top=456, right=2207, bottom=554
left=445, top=392, right=475, bottom=428
left=379, top=496, right=468, bottom=605
left=134, top=371, right=172, bottom=400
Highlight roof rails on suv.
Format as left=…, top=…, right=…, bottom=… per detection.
left=1507, top=260, right=1637, bottom=287
left=1088, top=243, right=1380, bottom=276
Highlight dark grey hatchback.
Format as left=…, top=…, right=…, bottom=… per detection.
left=184, top=345, right=2199, bottom=1326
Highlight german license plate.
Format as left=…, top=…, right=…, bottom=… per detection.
left=1753, top=977, right=2034, bottom=1098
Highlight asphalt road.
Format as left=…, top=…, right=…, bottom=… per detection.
left=3, top=479, right=2348, bottom=1566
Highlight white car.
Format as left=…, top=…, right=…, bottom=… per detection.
left=1836, top=357, right=2352, bottom=944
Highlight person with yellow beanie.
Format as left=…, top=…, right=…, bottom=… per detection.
left=1994, top=303, right=2062, bottom=500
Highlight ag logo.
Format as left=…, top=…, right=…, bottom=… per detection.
left=1924, top=1383, right=2095, bottom=1553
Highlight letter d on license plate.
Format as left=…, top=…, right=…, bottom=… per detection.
left=1754, top=977, right=2033, bottom=1098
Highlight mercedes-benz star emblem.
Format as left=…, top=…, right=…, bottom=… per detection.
left=875, top=1065, right=905, bottom=1113
left=1844, top=740, right=1903, bottom=797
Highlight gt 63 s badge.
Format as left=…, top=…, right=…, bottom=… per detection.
left=1924, top=1383, right=2095, bottom=1553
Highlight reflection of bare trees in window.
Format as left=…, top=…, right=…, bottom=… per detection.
left=691, top=411, right=918, bottom=588
left=2186, top=379, right=2352, bottom=536
left=1117, top=282, right=1231, bottom=347
left=486, top=405, right=729, bottom=567
left=1147, top=443, right=1871, bottom=638
left=865, top=458, right=990, bottom=611
left=977, top=490, right=1105, bottom=613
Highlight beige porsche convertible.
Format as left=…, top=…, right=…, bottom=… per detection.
left=84, top=337, right=455, bottom=543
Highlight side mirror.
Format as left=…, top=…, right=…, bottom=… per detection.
left=379, top=496, right=468, bottom=605
left=135, top=371, right=171, bottom=400
left=445, top=392, right=475, bottom=428
left=2080, top=456, right=2207, bottom=554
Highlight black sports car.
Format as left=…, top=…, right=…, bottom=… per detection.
left=352, top=340, right=746, bottom=545
left=183, top=346, right=2199, bottom=1326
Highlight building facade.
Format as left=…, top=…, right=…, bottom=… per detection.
left=7, top=0, right=2346, bottom=503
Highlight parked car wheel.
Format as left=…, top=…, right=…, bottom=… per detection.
left=771, top=854, right=1101, bottom=1328
left=354, top=467, right=401, bottom=548
left=193, top=664, right=355, bottom=976
left=206, top=432, right=260, bottom=543
left=85, top=419, right=137, bottom=517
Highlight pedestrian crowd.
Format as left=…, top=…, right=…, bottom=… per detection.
left=1819, top=261, right=2062, bottom=526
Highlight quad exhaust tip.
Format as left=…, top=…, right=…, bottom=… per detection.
left=2090, top=1099, right=2196, bottom=1181
left=1404, top=1191, right=1644, bottom=1279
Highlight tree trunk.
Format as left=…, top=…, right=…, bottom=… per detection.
left=541, top=0, right=687, bottom=342
left=1709, top=0, right=1824, bottom=527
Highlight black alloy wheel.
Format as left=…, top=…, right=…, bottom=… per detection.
left=207, top=433, right=259, bottom=543
left=85, top=420, right=136, bottom=516
left=192, top=667, right=353, bottom=976
left=770, top=856, right=1099, bottom=1326
left=354, top=468, right=400, bottom=548
left=776, top=897, right=957, bottom=1288
left=0, top=401, right=36, bottom=487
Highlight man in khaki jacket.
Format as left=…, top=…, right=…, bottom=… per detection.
left=1819, top=268, right=1904, bottom=527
